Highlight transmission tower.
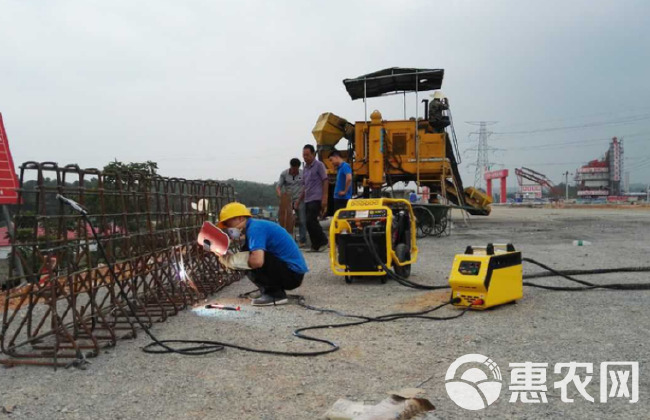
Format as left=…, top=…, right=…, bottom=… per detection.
left=466, top=121, right=498, bottom=188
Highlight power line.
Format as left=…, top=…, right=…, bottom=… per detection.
left=466, top=121, right=498, bottom=187
left=495, top=113, right=650, bottom=135
left=503, top=132, right=650, bottom=152
left=496, top=105, right=650, bottom=130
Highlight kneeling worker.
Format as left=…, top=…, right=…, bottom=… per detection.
left=217, top=202, right=308, bottom=306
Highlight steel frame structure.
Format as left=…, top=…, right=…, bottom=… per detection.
left=1, top=162, right=241, bottom=367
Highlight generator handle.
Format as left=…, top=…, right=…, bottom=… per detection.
left=465, top=243, right=515, bottom=255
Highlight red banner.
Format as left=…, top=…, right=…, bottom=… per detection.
left=484, top=169, right=509, bottom=180
left=607, top=196, right=628, bottom=202
left=0, top=113, right=20, bottom=205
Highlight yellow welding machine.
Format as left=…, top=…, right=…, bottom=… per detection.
left=448, top=243, right=522, bottom=310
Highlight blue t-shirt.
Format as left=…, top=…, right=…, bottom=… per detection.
left=245, top=218, right=308, bottom=274
left=334, top=162, right=352, bottom=200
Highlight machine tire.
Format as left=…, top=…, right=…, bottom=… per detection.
left=380, top=275, right=388, bottom=284
left=394, top=243, right=411, bottom=278
left=345, top=276, right=353, bottom=284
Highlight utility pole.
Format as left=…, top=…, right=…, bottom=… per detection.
left=564, top=171, right=568, bottom=200
left=466, top=121, right=498, bottom=188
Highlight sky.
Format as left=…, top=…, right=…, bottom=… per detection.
left=1, top=0, right=649, bottom=188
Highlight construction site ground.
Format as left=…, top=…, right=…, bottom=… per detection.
left=1, top=206, right=648, bottom=419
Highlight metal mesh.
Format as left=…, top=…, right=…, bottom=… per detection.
left=0, top=162, right=242, bottom=367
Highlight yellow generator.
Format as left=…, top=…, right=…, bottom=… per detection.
left=448, top=243, right=522, bottom=309
left=329, top=198, right=417, bottom=284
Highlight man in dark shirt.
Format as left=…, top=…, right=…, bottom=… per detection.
left=296, top=144, right=328, bottom=252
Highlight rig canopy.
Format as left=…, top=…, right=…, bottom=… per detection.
left=342, top=67, right=444, bottom=100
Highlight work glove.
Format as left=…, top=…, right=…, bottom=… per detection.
left=218, top=251, right=252, bottom=271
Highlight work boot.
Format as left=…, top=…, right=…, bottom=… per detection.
left=251, top=293, right=288, bottom=306
left=309, top=241, right=328, bottom=252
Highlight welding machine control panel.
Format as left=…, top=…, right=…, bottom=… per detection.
left=458, top=261, right=481, bottom=275
left=338, top=209, right=387, bottom=219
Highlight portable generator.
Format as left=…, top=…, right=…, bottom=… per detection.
left=329, top=198, right=417, bottom=283
left=448, top=243, right=522, bottom=310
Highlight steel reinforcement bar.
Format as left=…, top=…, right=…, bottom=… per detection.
left=0, top=162, right=242, bottom=367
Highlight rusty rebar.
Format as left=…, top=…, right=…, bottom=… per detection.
left=0, top=162, right=241, bottom=368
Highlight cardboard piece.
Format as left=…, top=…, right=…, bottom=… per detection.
left=278, top=192, right=295, bottom=236
left=324, top=388, right=435, bottom=420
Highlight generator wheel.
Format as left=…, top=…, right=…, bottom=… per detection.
left=380, top=275, right=388, bottom=284
left=394, top=243, right=411, bottom=278
left=345, top=276, right=353, bottom=284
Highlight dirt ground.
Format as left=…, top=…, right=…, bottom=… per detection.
left=1, top=206, right=649, bottom=419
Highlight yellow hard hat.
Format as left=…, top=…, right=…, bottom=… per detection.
left=217, top=202, right=252, bottom=229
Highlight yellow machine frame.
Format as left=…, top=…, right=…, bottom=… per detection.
left=312, top=110, right=492, bottom=215
left=448, top=244, right=523, bottom=310
left=329, top=198, right=418, bottom=277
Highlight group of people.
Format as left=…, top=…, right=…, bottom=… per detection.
left=214, top=144, right=352, bottom=307
left=275, top=144, right=352, bottom=252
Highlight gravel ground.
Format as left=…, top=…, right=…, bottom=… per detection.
left=1, top=206, right=649, bottom=419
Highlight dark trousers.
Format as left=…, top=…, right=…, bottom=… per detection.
left=305, top=200, right=327, bottom=250
left=247, top=252, right=304, bottom=298
left=333, top=198, right=349, bottom=213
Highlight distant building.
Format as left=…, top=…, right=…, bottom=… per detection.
left=575, top=137, right=623, bottom=199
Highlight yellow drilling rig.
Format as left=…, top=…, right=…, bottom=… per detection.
left=312, top=67, right=492, bottom=215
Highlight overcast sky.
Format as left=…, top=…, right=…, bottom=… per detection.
left=1, top=0, right=649, bottom=188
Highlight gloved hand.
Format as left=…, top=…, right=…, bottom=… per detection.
left=218, top=251, right=252, bottom=271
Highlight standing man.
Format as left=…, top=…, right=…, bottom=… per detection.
left=297, top=144, right=328, bottom=252
left=217, top=202, right=308, bottom=306
left=328, top=150, right=353, bottom=212
left=276, top=158, right=307, bottom=247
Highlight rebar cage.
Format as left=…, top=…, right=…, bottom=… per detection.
left=1, top=162, right=242, bottom=367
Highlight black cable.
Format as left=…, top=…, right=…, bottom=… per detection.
left=362, top=223, right=650, bottom=293
left=297, top=298, right=471, bottom=323
left=363, top=225, right=449, bottom=290
left=522, top=257, right=650, bottom=291
left=523, top=265, right=650, bottom=280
